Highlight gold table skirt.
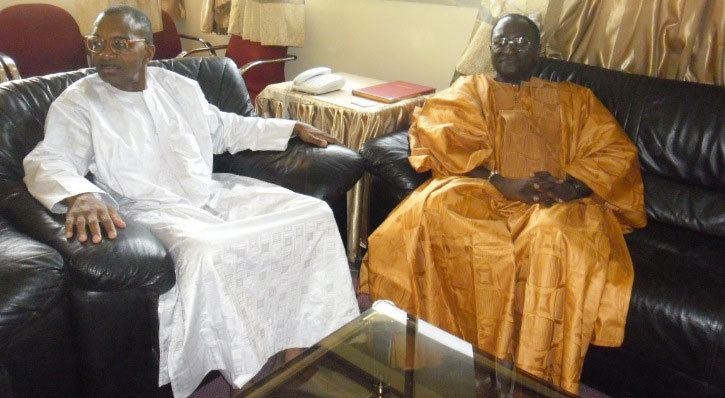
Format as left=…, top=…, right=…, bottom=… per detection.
left=256, top=74, right=428, bottom=262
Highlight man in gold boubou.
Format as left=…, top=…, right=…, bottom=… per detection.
left=359, top=13, right=646, bottom=394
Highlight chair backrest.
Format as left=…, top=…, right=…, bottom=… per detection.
left=152, top=11, right=183, bottom=60
left=0, top=4, right=86, bottom=78
left=225, top=35, right=288, bottom=101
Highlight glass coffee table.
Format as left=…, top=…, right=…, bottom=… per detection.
left=238, top=301, right=574, bottom=397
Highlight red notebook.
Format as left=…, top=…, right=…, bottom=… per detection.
left=352, top=81, right=435, bottom=103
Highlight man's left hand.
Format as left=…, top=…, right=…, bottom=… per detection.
left=293, top=122, right=343, bottom=148
left=530, top=171, right=585, bottom=203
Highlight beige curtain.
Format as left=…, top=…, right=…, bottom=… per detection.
left=200, top=0, right=232, bottom=34
left=456, top=0, right=724, bottom=86
left=200, top=0, right=305, bottom=46
left=75, top=0, right=164, bottom=33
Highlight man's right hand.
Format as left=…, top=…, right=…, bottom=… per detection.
left=489, top=176, right=549, bottom=206
left=65, top=193, right=126, bottom=244
left=468, top=166, right=544, bottom=206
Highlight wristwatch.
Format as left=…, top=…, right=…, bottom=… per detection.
left=487, top=169, right=499, bottom=182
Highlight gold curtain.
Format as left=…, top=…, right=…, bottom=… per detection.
left=456, top=0, right=724, bottom=86
left=161, top=0, right=186, bottom=19
left=200, top=0, right=305, bottom=46
left=75, top=0, right=163, bottom=33
left=200, top=0, right=232, bottom=34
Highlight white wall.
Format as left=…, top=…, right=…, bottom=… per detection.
left=173, top=0, right=478, bottom=89
left=1, top=0, right=478, bottom=89
left=286, top=0, right=478, bottom=89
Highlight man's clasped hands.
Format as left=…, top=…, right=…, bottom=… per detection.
left=469, top=167, right=591, bottom=207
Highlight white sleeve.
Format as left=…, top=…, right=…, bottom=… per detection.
left=23, top=95, right=116, bottom=213
left=204, top=98, right=296, bottom=155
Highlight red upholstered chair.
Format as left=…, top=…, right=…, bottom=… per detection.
left=177, top=35, right=297, bottom=103
left=225, top=36, right=293, bottom=102
left=153, top=11, right=218, bottom=60
left=0, top=4, right=87, bottom=79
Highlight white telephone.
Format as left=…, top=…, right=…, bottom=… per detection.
left=292, top=67, right=346, bottom=95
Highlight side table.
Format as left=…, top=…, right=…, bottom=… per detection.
left=256, top=73, right=430, bottom=262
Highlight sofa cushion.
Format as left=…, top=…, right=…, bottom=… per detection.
left=642, top=172, right=725, bottom=241
left=361, top=129, right=430, bottom=203
left=0, top=215, right=64, bottom=352
left=623, top=221, right=725, bottom=388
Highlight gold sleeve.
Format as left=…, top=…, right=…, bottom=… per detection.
left=561, top=85, right=647, bottom=229
left=408, top=76, right=494, bottom=177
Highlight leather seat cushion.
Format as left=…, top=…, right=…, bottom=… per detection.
left=622, top=221, right=725, bottom=387
left=0, top=216, right=64, bottom=352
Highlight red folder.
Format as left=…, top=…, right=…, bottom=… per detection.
left=352, top=81, right=435, bottom=103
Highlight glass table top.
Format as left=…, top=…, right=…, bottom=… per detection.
left=240, top=300, right=574, bottom=397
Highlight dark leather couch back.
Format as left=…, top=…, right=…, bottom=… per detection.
left=534, top=58, right=725, bottom=238
left=0, top=57, right=254, bottom=182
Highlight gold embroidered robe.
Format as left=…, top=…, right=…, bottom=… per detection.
left=359, top=75, right=647, bottom=394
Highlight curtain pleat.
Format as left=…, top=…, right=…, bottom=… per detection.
left=200, top=0, right=231, bottom=34
left=201, top=0, right=305, bottom=47
left=161, top=0, right=186, bottom=20
left=75, top=0, right=164, bottom=33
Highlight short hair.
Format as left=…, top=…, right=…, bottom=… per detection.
left=97, top=5, right=154, bottom=44
left=491, top=14, right=541, bottom=46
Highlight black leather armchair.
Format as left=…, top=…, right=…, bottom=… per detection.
left=0, top=56, right=363, bottom=397
left=360, top=58, right=725, bottom=397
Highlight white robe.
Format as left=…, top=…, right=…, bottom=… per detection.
left=23, top=67, right=360, bottom=398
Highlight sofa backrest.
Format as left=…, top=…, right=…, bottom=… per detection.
left=0, top=56, right=253, bottom=183
left=534, top=58, right=724, bottom=238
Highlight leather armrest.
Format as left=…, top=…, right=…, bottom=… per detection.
left=360, top=129, right=430, bottom=202
left=0, top=181, right=175, bottom=294
left=213, top=136, right=364, bottom=201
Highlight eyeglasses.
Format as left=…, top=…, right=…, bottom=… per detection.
left=490, top=36, right=532, bottom=51
left=84, top=35, right=146, bottom=55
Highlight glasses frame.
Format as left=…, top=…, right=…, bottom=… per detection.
left=84, top=35, right=147, bottom=55
left=489, top=36, right=533, bottom=52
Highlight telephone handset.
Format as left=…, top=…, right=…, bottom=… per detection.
left=292, top=67, right=346, bottom=95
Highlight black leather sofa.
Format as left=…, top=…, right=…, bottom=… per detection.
left=0, top=214, right=79, bottom=397
left=0, top=56, right=363, bottom=397
left=361, top=57, right=724, bottom=397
